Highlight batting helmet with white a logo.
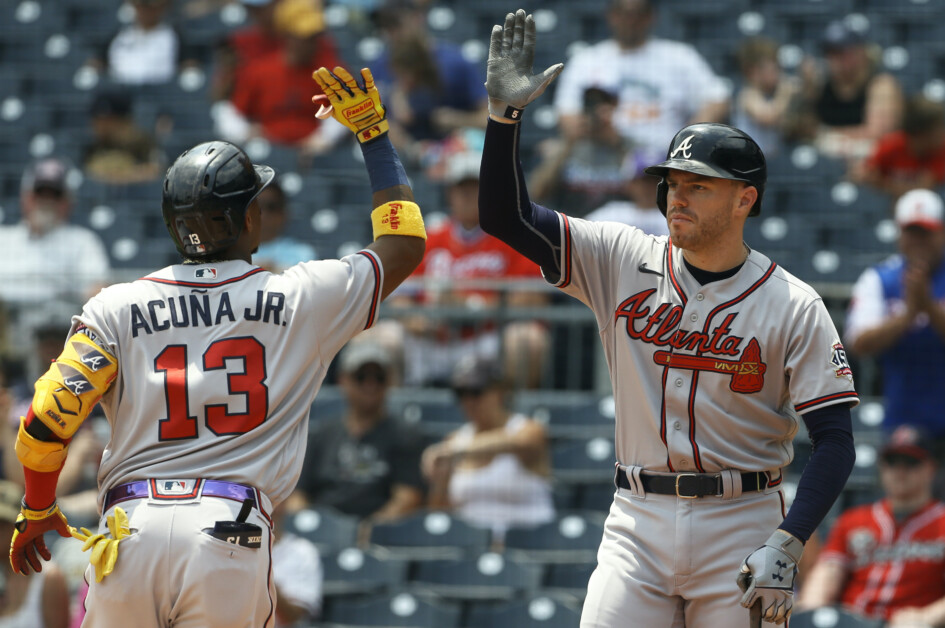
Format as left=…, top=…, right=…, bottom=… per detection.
left=162, top=141, right=275, bottom=258
left=644, top=123, right=766, bottom=217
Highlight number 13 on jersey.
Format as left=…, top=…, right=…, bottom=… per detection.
left=155, top=337, right=269, bottom=440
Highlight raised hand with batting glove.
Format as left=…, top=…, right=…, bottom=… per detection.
left=9, top=501, right=72, bottom=575
left=312, top=66, right=389, bottom=144
left=736, top=529, right=805, bottom=624
left=485, top=9, right=563, bottom=123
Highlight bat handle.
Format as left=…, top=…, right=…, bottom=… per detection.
left=750, top=599, right=763, bottom=628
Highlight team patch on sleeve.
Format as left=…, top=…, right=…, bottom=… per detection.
left=830, top=342, right=853, bottom=379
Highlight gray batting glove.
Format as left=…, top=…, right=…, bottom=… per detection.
left=485, top=9, right=564, bottom=123
left=736, top=530, right=804, bottom=625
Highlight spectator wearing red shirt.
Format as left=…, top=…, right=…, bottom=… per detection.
left=214, top=0, right=346, bottom=153
left=379, top=151, right=550, bottom=388
left=211, top=0, right=283, bottom=101
left=857, top=95, right=945, bottom=199
left=797, top=425, right=945, bottom=626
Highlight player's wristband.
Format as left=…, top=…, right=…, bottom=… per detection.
left=503, top=105, right=524, bottom=121
left=371, top=201, right=426, bottom=240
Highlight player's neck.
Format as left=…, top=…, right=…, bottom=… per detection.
left=345, top=409, right=384, bottom=437
left=888, top=493, right=933, bottom=519
left=681, top=241, right=749, bottom=274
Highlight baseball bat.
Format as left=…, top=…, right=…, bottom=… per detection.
left=750, top=599, right=762, bottom=628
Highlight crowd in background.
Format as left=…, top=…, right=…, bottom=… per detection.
left=1, top=0, right=945, bottom=626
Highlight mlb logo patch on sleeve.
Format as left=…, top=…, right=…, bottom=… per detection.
left=195, top=268, right=217, bottom=279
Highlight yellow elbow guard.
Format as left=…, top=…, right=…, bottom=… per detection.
left=15, top=417, right=68, bottom=472
left=371, top=201, right=426, bottom=240
left=32, top=332, right=117, bottom=440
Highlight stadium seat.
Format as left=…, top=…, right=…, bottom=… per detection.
left=320, top=547, right=409, bottom=597
left=551, top=438, right=615, bottom=485
left=522, top=394, right=616, bottom=439
left=325, top=591, right=462, bottom=628
left=543, top=561, right=596, bottom=602
left=574, top=480, right=616, bottom=515
left=504, top=513, right=603, bottom=564
left=394, top=397, right=465, bottom=439
left=309, top=386, right=345, bottom=424
left=284, top=506, right=359, bottom=554
left=367, top=510, right=493, bottom=560
left=410, top=552, right=544, bottom=601
left=789, top=606, right=883, bottom=628
left=466, top=595, right=584, bottom=628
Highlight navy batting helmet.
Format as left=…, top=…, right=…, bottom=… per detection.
left=162, top=141, right=275, bottom=258
left=644, top=123, right=766, bottom=217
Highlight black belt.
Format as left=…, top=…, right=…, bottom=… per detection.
left=616, top=469, right=769, bottom=498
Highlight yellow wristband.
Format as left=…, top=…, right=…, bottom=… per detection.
left=371, top=201, right=426, bottom=240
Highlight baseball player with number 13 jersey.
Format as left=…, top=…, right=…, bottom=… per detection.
left=8, top=65, right=425, bottom=628
left=480, top=10, right=858, bottom=626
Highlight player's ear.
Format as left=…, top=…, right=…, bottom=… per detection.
left=735, top=183, right=757, bottom=217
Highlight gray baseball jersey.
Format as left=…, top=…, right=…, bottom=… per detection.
left=74, top=254, right=382, bottom=509
left=554, top=217, right=858, bottom=473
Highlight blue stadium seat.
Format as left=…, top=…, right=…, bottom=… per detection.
left=551, top=438, right=615, bottom=485
left=309, top=386, right=345, bottom=424
left=575, top=480, right=616, bottom=515
left=466, top=595, right=584, bottom=628
left=504, top=513, right=603, bottom=564
left=789, top=607, right=883, bottom=628
left=367, top=510, right=493, bottom=560
left=410, top=552, right=544, bottom=601
left=320, top=547, right=409, bottom=597
left=325, top=591, right=462, bottom=628
left=395, top=397, right=464, bottom=438
left=544, top=561, right=596, bottom=601
left=524, top=395, right=615, bottom=439
left=284, top=506, right=359, bottom=554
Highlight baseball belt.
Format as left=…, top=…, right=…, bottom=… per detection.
left=103, top=479, right=266, bottom=517
left=616, top=469, right=770, bottom=498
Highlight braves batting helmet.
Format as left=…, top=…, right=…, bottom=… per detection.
left=644, top=123, right=766, bottom=217
left=162, top=141, right=275, bottom=258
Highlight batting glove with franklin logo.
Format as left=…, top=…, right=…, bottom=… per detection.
left=736, top=530, right=804, bottom=624
left=311, top=66, right=388, bottom=144
left=485, top=9, right=563, bottom=122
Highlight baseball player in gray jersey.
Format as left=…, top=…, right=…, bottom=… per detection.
left=8, top=65, right=425, bottom=628
left=478, top=11, right=858, bottom=626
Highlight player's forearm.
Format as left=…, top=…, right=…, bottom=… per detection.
left=849, top=312, right=914, bottom=355
left=780, top=405, right=855, bottom=541
left=479, top=119, right=561, bottom=273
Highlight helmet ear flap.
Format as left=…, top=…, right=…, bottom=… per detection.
left=657, top=179, right=668, bottom=216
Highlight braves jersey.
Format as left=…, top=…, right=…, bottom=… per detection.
left=553, top=218, right=858, bottom=472
left=73, top=254, right=382, bottom=508
left=819, top=500, right=945, bottom=619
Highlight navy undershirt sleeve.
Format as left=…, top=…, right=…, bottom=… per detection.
left=479, top=119, right=562, bottom=279
left=779, top=403, right=856, bottom=542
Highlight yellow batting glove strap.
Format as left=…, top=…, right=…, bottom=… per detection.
left=15, top=417, right=68, bottom=473
left=371, top=201, right=426, bottom=240
left=313, top=66, right=389, bottom=143
left=19, top=501, right=65, bottom=522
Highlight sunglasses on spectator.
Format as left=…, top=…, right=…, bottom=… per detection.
left=880, top=454, right=924, bottom=469
left=351, top=368, right=387, bottom=384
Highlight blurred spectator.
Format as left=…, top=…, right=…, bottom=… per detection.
left=421, top=356, right=554, bottom=540
left=211, top=0, right=283, bottom=101
left=856, top=95, right=945, bottom=198
left=83, top=87, right=165, bottom=185
left=254, top=178, right=317, bottom=272
left=368, top=0, right=489, bottom=162
left=584, top=151, right=668, bottom=236
left=297, top=343, right=425, bottom=522
left=789, top=20, right=903, bottom=162
left=272, top=492, right=323, bottom=627
left=530, top=85, right=636, bottom=216
left=0, top=159, right=110, bottom=308
left=386, top=151, right=550, bottom=388
left=845, top=189, right=945, bottom=497
left=797, top=425, right=945, bottom=626
left=0, top=479, right=70, bottom=628
left=733, top=37, right=800, bottom=158
left=552, top=0, right=730, bottom=158
left=0, top=372, right=22, bottom=487
left=216, top=0, right=346, bottom=153
left=88, top=0, right=197, bottom=86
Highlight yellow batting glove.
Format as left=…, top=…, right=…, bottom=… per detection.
left=70, top=506, right=130, bottom=582
left=312, top=66, right=389, bottom=143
